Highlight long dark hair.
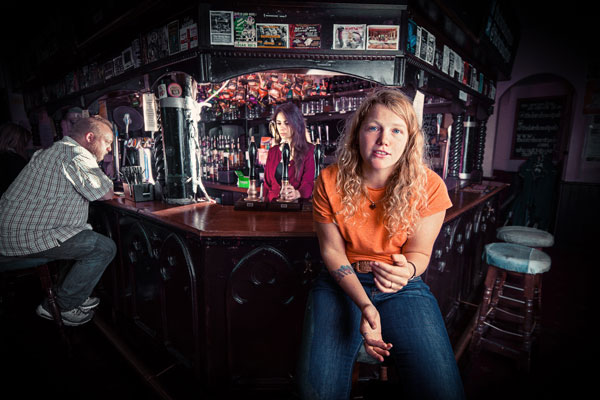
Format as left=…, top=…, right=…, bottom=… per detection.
left=271, top=102, right=310, bottom=180
left=0, top=122, right=32, bottom=158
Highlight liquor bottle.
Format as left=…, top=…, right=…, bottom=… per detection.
left=212, top=136, right=218, bottom=174
left=229, top=138, right=235, bottom=168
left=218, top=134, right=224, bottom=168
left=237, top=137, right=244, bottom=170
left=223, top=136, right=230, bottom=171
left=208, top=155, right=215, bottom=182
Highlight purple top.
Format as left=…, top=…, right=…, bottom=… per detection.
left=263, top=144, right=315, bottom=202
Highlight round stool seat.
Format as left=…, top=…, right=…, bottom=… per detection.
left=496, top=226, right=554, bottom=248
left=356, top=344, right=381, bottom=365
left=485, top=242, right=551, bottom=274
left=0, top=256, right=52, bottom=272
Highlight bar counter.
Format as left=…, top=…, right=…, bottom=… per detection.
left=102, top=180, right=506, bottom=237
left=89, top=180, right=507, bottom=396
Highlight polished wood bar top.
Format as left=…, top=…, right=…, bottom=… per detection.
left=99, top=181, right=507, bottom=238
left=445, top=181, right=508, bottom=221
left=101, top=197, right=316, bottom=237
left=204, top=181, right=248, bottom=193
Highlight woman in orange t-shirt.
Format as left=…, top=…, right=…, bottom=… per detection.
left=296, top=88, right=464, bottom=399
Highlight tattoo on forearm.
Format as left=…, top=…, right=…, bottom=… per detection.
left=330, top=264, right=355, bottom=283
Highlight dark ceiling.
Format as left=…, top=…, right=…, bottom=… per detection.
left=0, top=0, right=595, bottom=92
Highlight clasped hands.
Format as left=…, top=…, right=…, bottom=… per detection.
left=279, top=183, right=300, bottom=201
left=371, top=253, right=414, bottom=293
left=360, top=254, right=415, bottom=361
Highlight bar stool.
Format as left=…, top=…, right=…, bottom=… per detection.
left=0, top=256, right=69, bottom=347
left=496, top=225, right=553, bottom=338
left=470, top=242, right=551, bottom=371
left=351, top=344, right=391, bottom=398
left=496, top=226, right=554, bottom=249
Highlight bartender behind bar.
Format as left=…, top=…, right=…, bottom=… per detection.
left=262, top=102, right=315, bottom=202
left=0, top=116, right=117, bottom=327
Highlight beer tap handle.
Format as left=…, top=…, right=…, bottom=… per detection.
left=281, top=142, right=290, bottom=182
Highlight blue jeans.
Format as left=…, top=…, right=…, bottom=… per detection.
left=27, top=230, right=116, bottom=310
left=296, top=270, right=465, bottom=400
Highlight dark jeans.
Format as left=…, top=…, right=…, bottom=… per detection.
left=296, top=270, right=465, bottom=400
left=28, top=230, right=116, bottom=310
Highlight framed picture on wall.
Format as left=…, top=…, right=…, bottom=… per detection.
left=210, top=10, right=234, bottom=46
left=510, top=96, right=566, bottom=160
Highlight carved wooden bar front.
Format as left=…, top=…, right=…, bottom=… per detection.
left=89, top=181, right=506, bottom=394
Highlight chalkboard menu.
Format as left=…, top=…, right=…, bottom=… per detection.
left=511, top=96, right=565, bottom=160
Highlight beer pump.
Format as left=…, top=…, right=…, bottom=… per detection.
left=244, top=135, right=259, bottom=201
left=276, top=142, right=292, bottom=203
left=112, top=105, right=143, bottom=169
left=156, top=74, right=212, bottom=204
left=314, top=138, right=323, bottom=180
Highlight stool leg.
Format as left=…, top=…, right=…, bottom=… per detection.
left=36, top=265, right=70, bottom=350
left=489, top=270, right=506, bottom=321
left=379, top=365, right=388, bottom=382
left=470, top=265, right=499, bottom=353
left=520, top=274, right=535, bottom=372
left=533, top=274, right=543, bottom=338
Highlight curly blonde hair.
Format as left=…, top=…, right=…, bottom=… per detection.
left=335, top=87, right=428, bottom=237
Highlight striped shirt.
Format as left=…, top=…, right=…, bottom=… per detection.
left=0, top=136, right=113, bottom=256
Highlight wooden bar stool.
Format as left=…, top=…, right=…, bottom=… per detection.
left=470, top=242, right=551, bottom=371
left=351, top=344, right=391, bottom=399
left=496, top=226, right=553, bottom=335
left=0, top=256, right=69, bottom=347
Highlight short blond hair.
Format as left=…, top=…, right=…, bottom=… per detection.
left=70, top=115, right=113, bottom=140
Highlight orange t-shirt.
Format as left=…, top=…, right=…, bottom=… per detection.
left=312, top=164, right=452, bottom=264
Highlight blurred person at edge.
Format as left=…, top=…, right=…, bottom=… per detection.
left=0, top=122, right=32, bottom=197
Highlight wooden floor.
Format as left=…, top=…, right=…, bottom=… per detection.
left=1, top=241, right=595, bottom=399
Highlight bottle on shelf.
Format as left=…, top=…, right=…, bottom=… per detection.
left=237, top=137, right=244, bottom=170
left=223, top=136, right=230, bottom=171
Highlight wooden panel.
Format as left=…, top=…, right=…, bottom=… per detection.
left=425, top=216, right=462, bottom=324
left=122, top=220, right=162, bottom=338
left=89, top=181, right=507, bottom=394
left=554, top=181, right=600, bottom=246
left=159, top=233, right=200, bottom=368
left=200, top=237, right=321, bottom=390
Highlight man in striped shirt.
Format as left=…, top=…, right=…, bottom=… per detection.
left=0, top=115, right=116, bottom=326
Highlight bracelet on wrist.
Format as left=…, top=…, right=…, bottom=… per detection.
left=407, top=261, right=417, bottom=280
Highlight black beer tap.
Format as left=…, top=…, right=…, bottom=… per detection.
left=281, top=142, right=290, bottom=185
left=245, top=135, right=259, bottom=200
left=314, top=138, right=323, bottom=180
